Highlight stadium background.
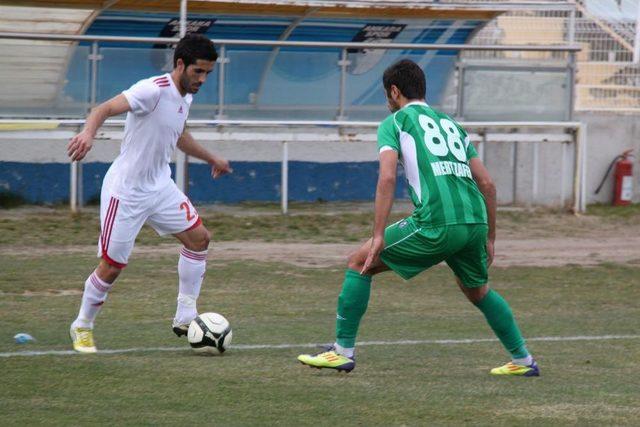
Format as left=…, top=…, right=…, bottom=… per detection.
left=1, top=2, right=639, bottom=425
left=0, top=0, right=638, bottom=208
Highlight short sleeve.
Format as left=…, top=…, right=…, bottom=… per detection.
left=458, top=125, right=478, bottom=160
left=377, top=114, right=400, bottom=154
left=466, top=137, right=479, bottom=160
left=122, top=79, right=161, bottom=115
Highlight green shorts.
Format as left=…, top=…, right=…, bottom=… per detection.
left=380, top=217, right=489, bottom=288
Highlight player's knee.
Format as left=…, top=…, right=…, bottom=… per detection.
left=346, top=252, right=364, bottom=271
left=193, top=227, right=211, bottom=251
left=97, top=261, right=122, bottom=283
left=201, top=228, right=211, bottom=249
left=464, top=284, right=489, bottom=304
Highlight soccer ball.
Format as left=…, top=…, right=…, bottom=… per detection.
left=187, top=312, right=232, bottom=354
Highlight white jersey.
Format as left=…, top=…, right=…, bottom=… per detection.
left=105, top=73, right=193, bottom=199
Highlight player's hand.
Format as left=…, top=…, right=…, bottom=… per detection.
left=361, top=236, right=384, bottom=275
left=210, top=156, right=233, bottom=179
left=67, top=130, right=94, bottom=161
left=486, top=239, right=495, bottom=268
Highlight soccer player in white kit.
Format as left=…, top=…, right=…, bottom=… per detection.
left=67, top=34, right=232, bottom=353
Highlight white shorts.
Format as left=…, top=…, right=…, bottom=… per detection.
left=97, top=182, right=201, bottom=268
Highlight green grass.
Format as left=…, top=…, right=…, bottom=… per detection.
left=586, top=202, right=640, bottom=220
left=0, top=204, right=385, bottom=246
left=1, top=202, right=638, bottom=246
left=1, top=205, right=639, bottom=425
left=1, top=252, right=639, bottom=426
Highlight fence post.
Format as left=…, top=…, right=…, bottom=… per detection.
left=568, top=7, right=576, bottom=45
left=560, top=140, right=567, bottom=207
left=531, top=141, right=539, bottom=207
left=217, top=45, right=228, bottom=119
left=70, top=161, right=78, bottom=213
left=573, top=125, right=582, bottom=214
left=512, top=141, right=519, bottom=205
left=176, top=0, right=188, bottom=194
left=281, top=141, right=289, bottom=214
left=580, top=123, right=587, bottom=212
left=336, top=48, right=349, bottom=121
left=568, top=51, right=576, bottom=120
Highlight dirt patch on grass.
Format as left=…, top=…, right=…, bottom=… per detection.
left=2, top=236, right=639, bottom=268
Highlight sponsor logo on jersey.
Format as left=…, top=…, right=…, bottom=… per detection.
left=430, top=161, right=472, bottom=179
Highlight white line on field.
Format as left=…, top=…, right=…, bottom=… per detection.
left=1, top=334, right=639, bottom=358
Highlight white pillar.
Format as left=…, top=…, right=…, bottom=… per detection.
left=175, top=0, right=188, bottom=193
left=70, top=161, right=79, bottom=213
left=281, top=141, right=289, bottom=215
left=580, top=124, right=588, bottom=212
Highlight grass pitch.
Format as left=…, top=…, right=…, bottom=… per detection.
left=1, top=204, right=639, bottom=426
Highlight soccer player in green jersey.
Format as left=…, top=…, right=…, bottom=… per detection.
left=297, top=59, right=538, bottom=377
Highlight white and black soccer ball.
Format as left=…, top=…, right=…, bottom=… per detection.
left=187, top=312, right=232, bottom=354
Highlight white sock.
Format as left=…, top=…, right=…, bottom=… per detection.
left=174, top=247, right=207, bottom=325
left=73, top=271, right=113, bottom=329
left=512, top=355, right=533, bottom=366
left=334, top=342, right=355, bottom=359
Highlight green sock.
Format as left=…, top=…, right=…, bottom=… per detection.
left=335, top=269, right=372, bottom=348
left=474, top=289, right=529, bottom=359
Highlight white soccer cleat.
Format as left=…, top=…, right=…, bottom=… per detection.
left=70, top=325, right=97, bottom=353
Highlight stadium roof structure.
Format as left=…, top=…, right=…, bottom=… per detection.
left=0, top=1, right=575, bottom=19
left=0, top=0, right=575, bottom=111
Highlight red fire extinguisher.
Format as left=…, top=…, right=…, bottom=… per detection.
left=595, top=149, right=634, bottom=206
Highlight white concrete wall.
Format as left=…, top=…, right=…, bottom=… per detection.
left=576, top=112, right=640, bottom=204
left=1, top=115, right=639, bottom=206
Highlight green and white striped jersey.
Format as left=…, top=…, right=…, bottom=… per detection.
left=377, top=101, right=487, bottom=228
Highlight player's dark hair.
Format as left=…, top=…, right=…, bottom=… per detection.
left=382, top=59, right=426, bottom=100
left=173, top=33, right=218, bottom=68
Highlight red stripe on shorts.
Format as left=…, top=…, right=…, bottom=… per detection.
left=101, top=198, right=116, bottom=252
left=101, top=252, right=127, bottom=269
left=102, top=197, right=119, bottom=255
left=184, top=216, right=202, bottom=232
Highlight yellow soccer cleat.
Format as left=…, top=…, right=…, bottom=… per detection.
left=298, top=346, right=355, bottom=372
left=490, top=360, right=539, bottom=377
left=70, top=325, right=97, bottom=353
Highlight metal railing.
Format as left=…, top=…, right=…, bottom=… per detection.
left=0, top=30, right=581, bottom=120
left=0, top=118, right=586, bottom=214
left=465, top=3, right=640, bottom=110
left=0, top=31, right=582, bottom=212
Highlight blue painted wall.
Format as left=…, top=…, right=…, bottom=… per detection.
left=0, top=162, right=408, bottom=204
left=3, top=13, right=480, bottom=205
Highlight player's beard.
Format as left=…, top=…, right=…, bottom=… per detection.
left=387, top=97, right=400, bottom=113
left=180, top=72, right=199, bottom=94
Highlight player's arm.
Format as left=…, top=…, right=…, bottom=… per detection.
left=469, top=157, right=497, bottom=266
left=67, top=94, right=132, bottom=161
left=362, top=149, right=398, bottom=274
left=177, top=129, right=233, bottom=179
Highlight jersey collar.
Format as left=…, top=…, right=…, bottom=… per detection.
left=403, top=101, right=429, bottom=109
left=166, top=73, right=189, bottom=100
